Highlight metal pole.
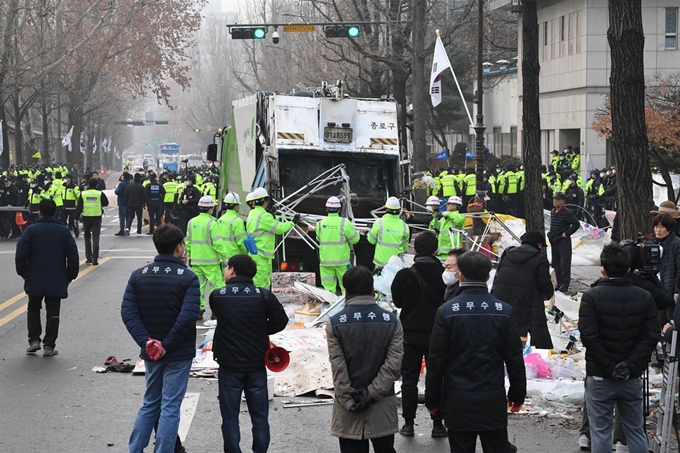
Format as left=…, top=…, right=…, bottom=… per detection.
left=474, top=0, right=486, bottom=192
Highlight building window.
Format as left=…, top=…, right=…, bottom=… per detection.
left=544, top=21, right=548, bottom=46
left=561, top=16, right=565, bottom=41
left=667, top=7, right=678, bottom=50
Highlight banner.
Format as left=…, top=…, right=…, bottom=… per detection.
left=32, top=152, right=41, bottom=159
left=80, top=133, right=86, bottom=155
left=432, top=149, right=448, bottom=160
left=92, top=136, right=97, bottom=154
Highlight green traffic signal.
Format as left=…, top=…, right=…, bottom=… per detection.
left=231, top=27, right=267, bottom=40
left=348, top=26, right=360, bottom=38
left=325, top=25, right=361, bottom=39
left=253, top=28, right=266, bottom=39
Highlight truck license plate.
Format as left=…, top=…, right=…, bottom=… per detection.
left=324, top=127, right=353, bottom=143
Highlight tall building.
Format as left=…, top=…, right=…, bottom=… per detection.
left=487, top=0, right=679, bottom=173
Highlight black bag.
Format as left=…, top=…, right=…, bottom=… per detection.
left=408, top=266, right=444, bottom=312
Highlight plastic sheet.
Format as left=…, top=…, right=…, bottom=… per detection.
left=373, top=254, right=414, bottom=298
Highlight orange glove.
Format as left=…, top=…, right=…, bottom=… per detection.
left=145, top=338, right=166, bottom=361
left=508, top=400, right=521, bottom=413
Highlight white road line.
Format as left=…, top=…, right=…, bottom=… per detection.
left=178, top=393, right=200, bottom=442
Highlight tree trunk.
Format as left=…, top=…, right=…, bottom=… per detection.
left=521, top=0, right=544, bottom=233
left=608, top=0, right=653, bottom=238
left=411, top=0, right=427, bottom=172
left=0, top=106, right=9, bottom=169
left=41, top=84, right=51, bottom=163
left=13, top=97, right=23, bottom=164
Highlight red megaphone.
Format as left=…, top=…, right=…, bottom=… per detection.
left=265, top=340, right=290, bottom=373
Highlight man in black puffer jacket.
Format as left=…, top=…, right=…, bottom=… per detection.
left=391, top=232, right=447, bottom=438
left=579, top=244, right=659, bottom=453
left=121, top=224, right=200, bottom=453
left=210, top=254, right=288, bottom=453
left=124, top=173, right=148, bottom=236
left=492, top=231, right=554, bottom=349
left=426, top=251, right=526, bottom=453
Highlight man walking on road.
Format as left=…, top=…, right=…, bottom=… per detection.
left=125, top=173, right=147, bottom=236
left=210, top=254, right=289, bottom=453
left=579, top=244, right=659, bottom=453
left=16, top=199, right=79, bottom=356
left=426, top=251, right=526, bottom=453
left=76, top=178, right=109, bottom=265
left=326, top=266, right=403, bottom=453
left=122, top=224, right=200, bottom=453
left=548, top=192, right=581, bottom=294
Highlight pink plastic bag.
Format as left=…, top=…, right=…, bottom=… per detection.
left=523, top=353, right=552, bottom=378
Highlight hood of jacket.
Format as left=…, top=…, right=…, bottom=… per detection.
left=505, top=244, right=542, bottom=265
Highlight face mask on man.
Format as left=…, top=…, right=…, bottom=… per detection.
left=442, top=271, right=459, bottom=286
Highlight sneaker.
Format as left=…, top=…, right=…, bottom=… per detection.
left=615, top=442, right=629, bottom=453
left=43, top=346, right=58, bottom=356
left=431, top=420, right=447, bottom=438
left=399, top=422, right=414, bottom=437
left=125, top=228, right=130, bottom=236
left=26, top=340, right=41, bottom=354
left=136, top=233, right=143, bottom=237
left=579, top=434, right=590, bottom=450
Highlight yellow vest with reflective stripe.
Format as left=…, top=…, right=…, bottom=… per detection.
left=317, top=213, right=360, bottom=266
left=81, top=189, right=103, bottom=217
left=186, top=212, right=226, bottom=265
left=163, top=181, right=178, bottom=203
left=217, top=209, right=248, bottom=258
left=366, top=213, right=409, bottom=267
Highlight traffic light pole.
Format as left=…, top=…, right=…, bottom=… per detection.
left=474, top=0, right=486, bottom=192
left=227, top=21, right=381, bottom=30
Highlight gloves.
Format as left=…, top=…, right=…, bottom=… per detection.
left=292, top=213, right=301, bottom=224
left=508, top=400, right=522, bottom=413
left=428, top=407, right=440, bottom=417
left=612, top=362, right=631, bottom=381
left=145, top=338, right=166, bottom=361
left=349, top=388, right=374, bottom=412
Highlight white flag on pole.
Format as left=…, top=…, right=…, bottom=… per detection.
left=61, top=126, right=74, bottom=152
left=92, top=136, right=97, bottom=154
left=430, top=35, right=452, bottom=108
left=101, top=137, right=108, bottom=153
left=80, top=133, right=86, bottom=155
left=0, top=120, right=4, bottom=156
left=115, top=146, right=119, bottom=159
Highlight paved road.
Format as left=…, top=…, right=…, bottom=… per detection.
left=0, top=196, right=596, bottom=453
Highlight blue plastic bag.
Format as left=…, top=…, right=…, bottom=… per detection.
left=244, top=235, right=258, bottom=255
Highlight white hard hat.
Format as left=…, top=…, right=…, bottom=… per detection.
left=326, top=196, right=341, bottom=209
left=251, top=187, right=269, bottom=200
left=245, top=192, right=254, bottom=203
left=447, top=196, right=463, bottom=206
left=198, top=195, right=215, bottom=208
left=425, top=196, right=440, bottom=206
left=224, top=192, right=241, bottom=204
left=385, top=197, right=401, bottom=210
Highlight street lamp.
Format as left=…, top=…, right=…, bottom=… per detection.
left=474, top=0, right=486, bottom=191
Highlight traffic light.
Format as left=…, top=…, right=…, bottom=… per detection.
left=231, top=27, right=267, bottom=40
left=324, top=25, right=360, bottom=39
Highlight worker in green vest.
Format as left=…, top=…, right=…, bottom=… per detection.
left=440, top=169, right=458, bottom=198
left=49, top=172, right=65, bottom=219
left=571, top=146, right=581, bottom=171
left=27, top=177, right=48, bottom=224
left=217, top=192, right=248, bottom=261
left=425, top=196, right=441, bottom=232
left=367, top=197, right=410, bottom=268
left=246, top=188, right=297, bottom=288
left=202, top=177, right=217, bottom=200
left=503, top=165, right=519, bottom=216
left=316, top=196, right=360, bottom=293
left=76, top=178, right=109, bottom=265
left=185, top=195, right=227, bottom=319
left=462, top=168, right=476, bottom=212
left=437, top=196, right=465, bottom=259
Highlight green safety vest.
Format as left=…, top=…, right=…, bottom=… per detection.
left=504, top=172, right=518, bottom=194
left=64, top=184, right=80, bottom=205
left=438, top=210, right=465, bottom=255
left=217, top=209, right=248, bottom=258
left=81, top=189, right=103, bottom=217
left=174, top=183, right=186, bottom=204
left=366, top=213, right=409, bottom=267
left=246, top=205, right=295, bottom=259
left=50, top=179, right=64, bottom=207
left=163, top=181, right=178, bottom=203
left=464, top=173, right=476, bottom=196
left=440, top=174, right=458, bottom=197
left=585, top=179, right=605, bottom=197
left=186, top=212, right=227, bottom=265
left=316, top=213, right=360, bottom=266
left=202, top=183, right=216, bottom=199
left=28, top=187, right=45, bottom=210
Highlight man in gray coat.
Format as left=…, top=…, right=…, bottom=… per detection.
left=327, top=266, right=404, bottom=453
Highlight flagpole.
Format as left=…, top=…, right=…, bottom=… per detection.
left=435, top=30, right=474, bottom=128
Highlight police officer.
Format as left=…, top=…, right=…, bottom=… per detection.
left=367, top=197, right=410, bottom=268
left=49, top=172, right=65, bottom=220
left=76, top=178, right=109, bottom=265
left=246, top=188, right=297, bottom=288
left=177, top=175, right=201, bottom=234
left=144, top=172, right=165, bottom=234
left=565, top=175, right=585, bottom=220
left=585, top=170, right=605, bottom=226
left=61, top=174, right=80, bottom=237
left=217, top=192, right=248, bottom=261
left=316, top=196, right=360, bottom=294
left=439, top=168, right=459, bottom=199
left=185, top=196, right=227, bottom=319
left=162, top=173, right=179, bottom=226
left=462, top=168, right=476, bottom=213
left=437, top=196, right=465, bottom=259
left=27, top=176, right=48, bottom=224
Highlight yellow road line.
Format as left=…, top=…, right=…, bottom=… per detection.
left=0, top=257, right=111, bottom=327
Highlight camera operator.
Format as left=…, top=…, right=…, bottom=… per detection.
left=651, top=213, right=680, bottom=324
left=620, top=240, right=673, bottom=324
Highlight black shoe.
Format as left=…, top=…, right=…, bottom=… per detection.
left=74, top=228, right=79, bottom=238
left=114, top=231, right=125, bottom=236
left=85, top=258, right=92, bottom=264
left=146, top=231, right=153, bottom=235
left=431, top=420, right=447, bottom=438
left=197, top=310, right=204, bottom=321
left=508, top=442, right=517, bottom=453
left=92, top=260, right=98, bottom=266
left=399, top=422, right=414, bottom=437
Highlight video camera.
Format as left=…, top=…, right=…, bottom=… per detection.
left=621, top=236, right=661, bottom=276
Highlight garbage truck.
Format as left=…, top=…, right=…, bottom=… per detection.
left=217, top=82, right=410, bottom=272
